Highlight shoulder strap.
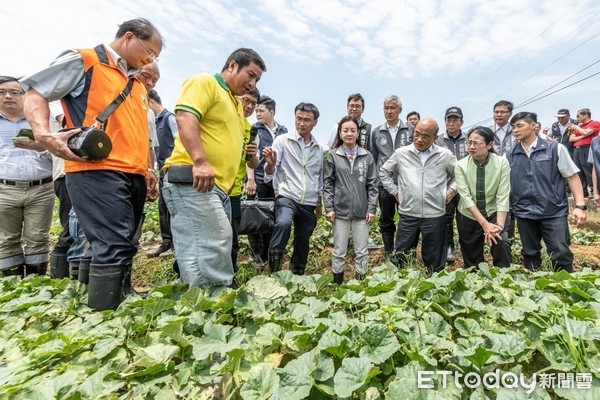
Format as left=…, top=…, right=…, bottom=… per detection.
left=95, top=78, right=136, bottom=127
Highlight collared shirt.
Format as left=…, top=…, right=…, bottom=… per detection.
left=387, top=122, right=400, bottom=148
left=21, top=44, right=137, bottom=101
left=519, top=137, right=578, bottom=177
left=0, top=113, right=53, bottom=181
left=494, top=123, right=510, bottom=144
left=342, top=144, right=358, bottom=167
left=410, top=144, right=434, bottom=165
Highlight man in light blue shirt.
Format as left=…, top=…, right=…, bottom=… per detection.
left=0, top=76, right=54, bottom=277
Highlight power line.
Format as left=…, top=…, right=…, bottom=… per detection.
left=464, top=69, right=600, bottom=128
left=456, top=0, right=585, bottom=103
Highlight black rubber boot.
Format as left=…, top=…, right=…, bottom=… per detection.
left=333, top=272, right=344, bottom=284
left=291, top=263, right=306, bottom=276
left=50, top=252, right=69, bottom=278
left=268, top=249, right=285, bottom=273
left=69, top=260, right=80, bottom=281
left=381, top=232, right=395, bottom=256
left=88, top=263, right=124, bottom=311
left=78, top=258, right=91, bottom=284
left=2, top=265, right=24, bottom=277
left=25, top=262, right=48, bottom=276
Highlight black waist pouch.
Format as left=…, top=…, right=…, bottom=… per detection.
left=167, top=165, right=193, bottom=184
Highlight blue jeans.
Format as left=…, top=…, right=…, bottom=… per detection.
left=516, top=216, right=573, bottom=271
left=269, top=196, right=317, bottom=267
left=162, top=178, right=233, bottom=287
left=67, top=207, right=88, bottom=262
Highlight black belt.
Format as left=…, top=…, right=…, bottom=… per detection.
left=0, top=176, right=53, bottom=188
left=574, top=144, right=590, bottom=149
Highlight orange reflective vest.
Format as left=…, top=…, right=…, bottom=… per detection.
left=61, top=44, right=149, bottom=175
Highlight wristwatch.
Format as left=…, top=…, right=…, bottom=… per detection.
left=575, top=204, right=587, bottom=210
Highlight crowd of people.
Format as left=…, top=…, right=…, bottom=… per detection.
left=2, top=17, right=600, bottom=312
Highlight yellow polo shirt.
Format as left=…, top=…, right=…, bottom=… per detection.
left=165, top=73, right=245, bottom=192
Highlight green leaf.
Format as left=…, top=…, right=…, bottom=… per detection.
left=240, top=363, right=279, bottom=400
left=191, top=320, right=246, bottom=359
left=245, top=276, right=289, bottom=299
left=93, top=335, right=124, bottom=359
left=454, top=317, right=481, bottom=338
left=465, top=346, right=495, bottom=369
left=358, top=323, right=400, bottom=364
left=134, top=343, right=180, bottom=367
left=277, top=351, right=316, bottom=400
left=333, top=357, right=373, bottom=398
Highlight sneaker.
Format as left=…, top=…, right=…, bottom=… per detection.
left=147, top=240, right=172, bottom=258
left=446, top=246, right=455, bottom=263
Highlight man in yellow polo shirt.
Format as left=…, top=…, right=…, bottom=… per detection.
left=162, top=48, right=266, bottom=288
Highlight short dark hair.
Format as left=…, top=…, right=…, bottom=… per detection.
left=247, top=87, right=260, bottom=100
left=221, top=48, right=266, bottom=73
left=510, top=111, right=537, bottom=125
left=116, top=18, right=164, bottom=44
left=258, top=95, right=276, bottom=112
left=347, top=93, right=365, bottom=108
left=295, top=102, right=320, bottom=120
left=467, top=126, right=496, bottom=153
left=493, top=100, right=514, bottom=112
left=147, top=89, right=161, bottom=104
left=332, top=116, right=360, bottom=149
left=578, top=108, right=591, bottom=117
left=406, top=111, right=420, bottom=120
left=0, top=76, right=19, bottom=85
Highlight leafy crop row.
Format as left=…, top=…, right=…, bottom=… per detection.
left=1, top=265, right=600, bottom=399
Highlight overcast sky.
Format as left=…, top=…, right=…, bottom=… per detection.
left=3, top=0, right=600, bottom=144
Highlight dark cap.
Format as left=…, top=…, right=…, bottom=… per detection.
left=445, top=106, right=463, bottom=119
left=555, top=108, right=570, bottom=117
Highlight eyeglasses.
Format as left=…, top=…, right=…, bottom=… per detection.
left=348, top=104, right=363, bottom=109
left=493, top=110, right=510, bottom=114
left=241, top=97, right=257, bottom=107
left=135, top=35, right=159, bottom=62
left=0, top=89, right=25, bottom=97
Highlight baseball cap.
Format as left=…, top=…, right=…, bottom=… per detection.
left=555, top=108, right=569, bottom=117
left=445, top=106, right=463, bottom=118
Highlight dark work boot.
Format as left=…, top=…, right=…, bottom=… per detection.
left=381, top=232, right=395, bottom=256
left=2, top=265, right=24, bottom=278
left=122, top=261, right=146, bottom=298
left=69, top=260, right=80, bottom=281
left=25, top=262, right=48, bottom=276
left=50, top=252, right=69, bottom=278
left=333, top=272, right=344, bottom=284
left=79, top=258, right=91, bottom=285
left=291, top=263, right=306, bottom=276
left=147, top=240, right=172, bottom=258
left=268, top=249, right=285, bottom=273
left=88, top=263, right=124, bottom=311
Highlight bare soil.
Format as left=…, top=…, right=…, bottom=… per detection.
left=134, top=209, right=600, bottom=288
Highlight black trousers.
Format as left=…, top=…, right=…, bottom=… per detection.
left=248, top=180, right=275, bottom=261
left=445, top=194, right=460, bottom=247
left=517, top=216, right=573, bottom=272
left=394, top=214, right=446, bottom=273
left=456, top=212, right=511, bottom=268
left=378, top=186, right=398, bottom=234
left=230, top=195, right=241, bottom=272
left=66, top=171, right=146, bottom=265
left=573, top=146, right=592, bottom=194
left=269, top=196, right=317, bottom=266
left=53, top=177, right=74, bottom=253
